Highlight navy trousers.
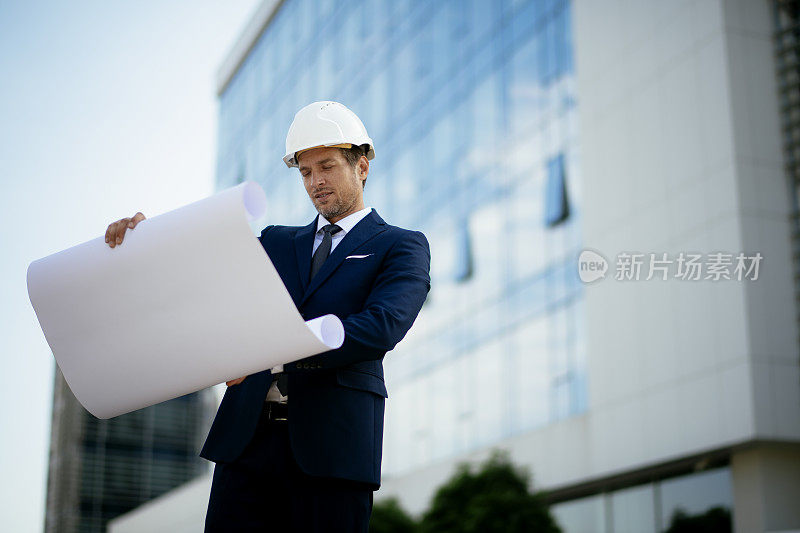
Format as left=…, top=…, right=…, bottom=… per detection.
left=204, top=404, right=373, bottom=532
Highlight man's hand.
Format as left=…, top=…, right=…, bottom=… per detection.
left=105, top=212, right=146, bottom=248
left=226, top=376, right=246, bottom=386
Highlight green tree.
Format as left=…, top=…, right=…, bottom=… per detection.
left=419, top=450, right=561, bottom=533
left=369, top=497, right=418, bottom=533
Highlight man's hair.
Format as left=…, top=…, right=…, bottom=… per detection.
left=340, top=145, right=368, bottom=190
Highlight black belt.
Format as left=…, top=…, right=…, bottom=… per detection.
left=262, top=401, right=288, bottom=422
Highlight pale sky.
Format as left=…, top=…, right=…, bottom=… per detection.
left=0, top=1, right=261, bottom=530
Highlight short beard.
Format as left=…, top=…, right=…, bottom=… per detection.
left=317, top=201, right=347, bottom=220
left=315, top=170, right=360, bottom=220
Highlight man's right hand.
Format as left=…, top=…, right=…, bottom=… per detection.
left=105, top=212, right=146, bottom=248
left=226, top=377, right=246, bottom=386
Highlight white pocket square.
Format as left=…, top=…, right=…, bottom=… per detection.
left=345, top=254, right=374, bottom=259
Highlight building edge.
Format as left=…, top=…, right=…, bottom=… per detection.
left=216, top=0, right=284, bottom=96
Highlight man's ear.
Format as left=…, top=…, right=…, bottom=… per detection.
left=358, top=156, right=369, bottom=177
left=357, top=156, right=369, bottom=183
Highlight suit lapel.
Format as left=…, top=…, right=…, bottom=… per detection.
left=300, top=210, right=387, bottom=306
left=293, top=216, right=319, bottom=294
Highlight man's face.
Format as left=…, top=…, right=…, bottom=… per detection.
left=298, top=147, right=366, bottom=223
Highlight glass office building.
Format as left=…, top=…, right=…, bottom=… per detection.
left=45, top=370, right=214, bottom=532
left=216, top=0, right=584, bottom=478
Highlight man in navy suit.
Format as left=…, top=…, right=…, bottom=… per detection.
left=105, top=101, right=429, bottom=531
left=200, top=102, right=430, bottom=531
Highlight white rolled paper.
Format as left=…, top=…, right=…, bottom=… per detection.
left=305, top=314, right=345, bottom=350
left=27, top=182, right=344, bottom=419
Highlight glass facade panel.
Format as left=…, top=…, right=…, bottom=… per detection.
left=611, top=484, right=656, bottom=533
left=217, top=0, right=583, bottom=477
left=550, top=467, right=733, bottom=533
left=551, top=494, right=607, bottom=533
left=659, top=468, right=733, bottom=530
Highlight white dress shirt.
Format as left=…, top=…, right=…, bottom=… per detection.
left=265, top=206, right=373, bottom=403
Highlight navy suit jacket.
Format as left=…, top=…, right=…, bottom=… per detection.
left=200, top=209, right=431, bottom=489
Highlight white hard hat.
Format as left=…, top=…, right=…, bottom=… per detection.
left=283, top=101, right=375, bottom=168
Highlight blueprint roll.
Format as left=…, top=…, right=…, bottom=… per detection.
left=27, top=182, right=344, bottom=419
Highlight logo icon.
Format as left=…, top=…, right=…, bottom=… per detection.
left=578, top=249, right=608, bottom=283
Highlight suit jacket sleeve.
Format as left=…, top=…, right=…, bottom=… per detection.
left=286, top=230, right=431, bottom=371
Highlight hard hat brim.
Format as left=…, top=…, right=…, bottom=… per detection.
left=283, top=142, right=375, bottom=168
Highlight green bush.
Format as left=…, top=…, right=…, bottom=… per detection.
left=369, top=497, right=417, bottom=533
left=418, top=449, right=561, bottom=533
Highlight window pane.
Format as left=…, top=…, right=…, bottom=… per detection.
left=612, top=484, right=656, bottom=533
left=659, top=468, right=733, bottom=531
left=552, top=494, right=607, bottom=533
